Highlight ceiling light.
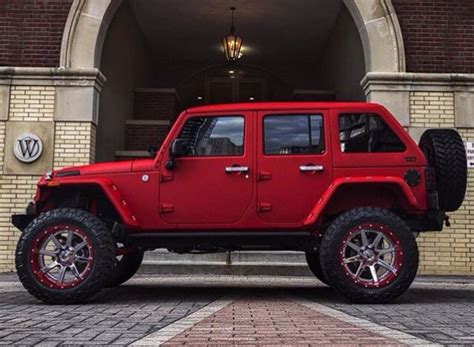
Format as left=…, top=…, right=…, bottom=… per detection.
left=222, top=7, right=243, bottom=62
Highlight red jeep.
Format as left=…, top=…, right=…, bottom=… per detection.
left=13, top=102, right=467, bottom=304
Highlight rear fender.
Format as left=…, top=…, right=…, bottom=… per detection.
left=38, top=177, right=140, bottom=228
left=303, top=176, right=421, bottom=227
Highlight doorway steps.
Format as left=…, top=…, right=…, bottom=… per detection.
left=139, top=250, right=312, bottom=276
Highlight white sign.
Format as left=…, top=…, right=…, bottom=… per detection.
left=466, top=142, right=474, bottom=169
left=13, top=133, right=43, bottom=163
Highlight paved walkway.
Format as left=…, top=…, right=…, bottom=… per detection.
left=0, top=273, right=472, bottom=345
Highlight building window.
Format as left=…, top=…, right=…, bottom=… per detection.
left=339, top=113, right=406, bottom=153
left=263, top=115, right=324, bottom=155
left=178, top=116, right=244, bottom=156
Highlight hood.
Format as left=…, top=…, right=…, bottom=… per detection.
left=48, top=159, right=155, bottom=181
left=55, top=160, right=134, bottom=177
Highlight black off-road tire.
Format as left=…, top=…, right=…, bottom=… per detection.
left=320, top=207, right=418, bottom=304
left=305, top=251, right=329, bottom=285
left=419, top=129, right=467, bottom=212
left=105, top=250, right=144, bottom=288
left=16, top=208, right=115, bottom=304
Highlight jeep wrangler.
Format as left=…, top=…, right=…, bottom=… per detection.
left=13, top=102, right=467, bottom=304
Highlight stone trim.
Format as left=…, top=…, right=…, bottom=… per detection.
left=343, top=0, right=406, bottom=73
left=362, top=72, right=474, bottom=92
left=0, top=67, right=106, bottom=89
left=362, top=72, right=474, bottom=127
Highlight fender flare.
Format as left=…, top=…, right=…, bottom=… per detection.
left=38, top=177, right=140, bottom=228
left=303, top=176, right=421, bottom=227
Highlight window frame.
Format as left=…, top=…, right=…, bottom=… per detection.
left=176, top=114, right=246, bottom=158
left=337, top=112, right=407, bottom=154
left=262, top=113, right=326, bottom=156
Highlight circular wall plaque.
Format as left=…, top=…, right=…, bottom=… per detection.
left=13, top=133, right=43, bottom=163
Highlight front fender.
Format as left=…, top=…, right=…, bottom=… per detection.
left=38, top=177, right=140, bottom=228
left=303, top=176, right=422, bottom=227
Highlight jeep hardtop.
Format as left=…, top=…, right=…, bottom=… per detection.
left=13, top=102, right=467, bottom=304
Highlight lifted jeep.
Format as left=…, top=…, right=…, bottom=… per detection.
left=13, top=102, right=467, bottom=304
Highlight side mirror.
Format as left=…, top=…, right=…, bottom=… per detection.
left=166, top=138, right=189, bottom=170
left=170, top=138, right=189, bottom=157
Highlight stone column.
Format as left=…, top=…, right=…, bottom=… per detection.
left=0, top=67, right=104, bottom=272
left=363, top=72, right=474, bottom=275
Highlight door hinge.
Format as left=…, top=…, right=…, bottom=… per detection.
left=161, top=174, right=174, bottom=182
left=257, top=171, right=272, bottom=181
left=160, top=203, right=174, bottom=213
left=258, top=202, right=272, bottom=212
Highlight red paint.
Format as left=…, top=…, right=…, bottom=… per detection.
left=35, top=102, right=432, bottom=232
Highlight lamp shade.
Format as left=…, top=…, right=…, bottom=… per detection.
left=222, top=33, right=242, bottom=61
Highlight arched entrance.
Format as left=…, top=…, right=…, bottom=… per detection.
left=61, top=0, right=405, bottom=72
left=60, top=0, right=406, bottom=162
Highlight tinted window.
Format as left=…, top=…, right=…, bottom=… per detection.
left=264, top=115, right=324, bottom=155
left=339, top=113, right=406, bottom=153
left=178, top=116, right=244, bottom=156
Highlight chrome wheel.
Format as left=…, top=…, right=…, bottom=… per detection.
left=29, top=224, right=94, bottom=289
left=340, top=223, right=403, bottom=288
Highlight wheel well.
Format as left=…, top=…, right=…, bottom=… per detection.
left=38, top=185, right=121, bottom=229
left=322, top=183, right=411, bottom=221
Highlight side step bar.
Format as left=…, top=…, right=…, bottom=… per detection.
left=128, top=231, right=315, bottom=251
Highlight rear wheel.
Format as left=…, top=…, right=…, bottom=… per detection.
left=104, top=245, right=144, bottom=288
left=320, top=207, right=418, bottom=304
left=305, top=251, right=329, bottom=285
left=16, top=208, right=115, bottom=304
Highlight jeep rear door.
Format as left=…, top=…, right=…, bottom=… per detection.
left=159, top=112, right=253, bottom=225
left=256, top=110, right=333, bottom=224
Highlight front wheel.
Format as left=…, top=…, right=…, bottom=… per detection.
left=320, top=207, right=418, bottom=304
left=15, top=208, right=115, bottom=304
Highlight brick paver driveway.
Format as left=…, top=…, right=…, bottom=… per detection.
left=0, top=273, right=473, bottom=345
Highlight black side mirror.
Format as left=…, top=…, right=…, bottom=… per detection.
left=170, top=138, right=190, bottom=157
left=166, top=139, right=190, bottom=170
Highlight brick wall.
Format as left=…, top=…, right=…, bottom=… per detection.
left=393, top=0, right=474, bottom=73
left=0, top=0, right=73, bottom=67
left=53, top=122, right=96, bottom=169
left=410, top=91, right=474, bottom=275
left=409, top=92, right=455, bottom=128
left=125, top=122, right=170, bottom=151
left=8, top=86, right=55, bottom=122
left=133, top=90, right=177, bottom=121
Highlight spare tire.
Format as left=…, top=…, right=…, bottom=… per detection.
left=419, top=129, right=467, bottom=212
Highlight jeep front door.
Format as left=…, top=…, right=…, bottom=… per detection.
left=256, top=111, right=332, bottom=224
left=159, top=113, right=253, bottom=225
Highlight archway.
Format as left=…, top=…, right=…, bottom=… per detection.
left=60, top=0, right=405, bottom=73
left=60, top=0, right=406, bottom=162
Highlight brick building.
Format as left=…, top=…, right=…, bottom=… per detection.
left=0, top=0, right=473, bottom=274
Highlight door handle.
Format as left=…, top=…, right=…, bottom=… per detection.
left=299, top=165, right=324, bottom=172
left=225, top=166, right=249, bottom=173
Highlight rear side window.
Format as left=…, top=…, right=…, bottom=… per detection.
left=264, top=115, right=324, bottom=155
left=339, top=113, right=406, bottom=153
left=178, top=116, right=244, bottom=156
